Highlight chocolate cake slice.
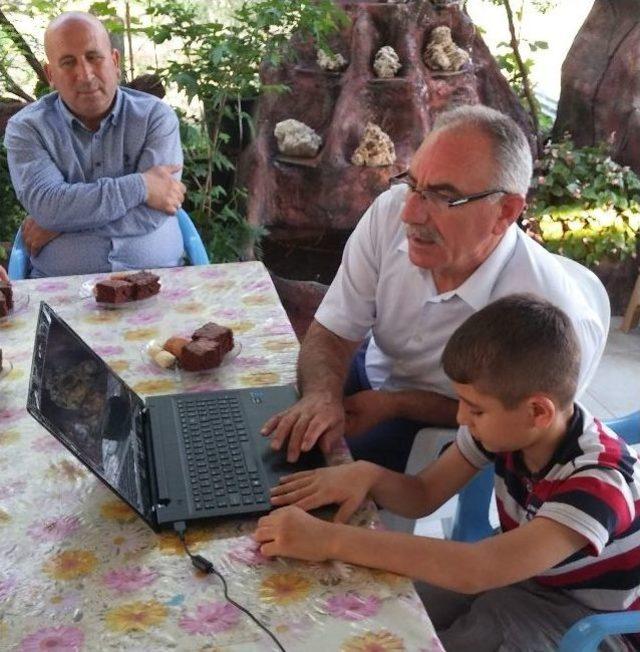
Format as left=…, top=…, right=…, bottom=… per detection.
left=0, top=294, right=8, bottom=317
left=95, top=279, right=134, bottom=304
left=191, top=322, right=234, bottom=353
left=180, top=339, right=222, bottom=371
left=0, top=281, right=13, bottom=310
left=126, top=271, right=161, bottom=300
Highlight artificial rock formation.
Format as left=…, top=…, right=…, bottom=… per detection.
left=317, top=49, right=348, bottom=72
left=424, top=25, right=470, bottom=72
left=373, top=45, right=401, bottom=78
left=239, top=0, right=534, bottom=337
left=274, top=119, right=322, bottom=157
left=554, top=0, right=640, bottom=175
left=351, top=122, right=396, bottom=166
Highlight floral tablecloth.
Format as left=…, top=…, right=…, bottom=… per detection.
left=0, top=262, right=443, bottom=652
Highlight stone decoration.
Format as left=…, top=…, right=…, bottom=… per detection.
left=373, top=46, right=401, bottom=79
left=274, top=119, right=322, bottom=157
left=351, top=122, right=396, bottom=167
left=317, top=48, right=347, bottom=72
left=424, top=25, right=470, bottom=72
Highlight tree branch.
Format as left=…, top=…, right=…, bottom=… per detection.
left=0, top=8, right=49, bottom=88
left=0, top=59, right=34, bottom=102
left=503, top=0, right=539, bottom=134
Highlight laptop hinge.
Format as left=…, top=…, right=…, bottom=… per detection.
left=140, top=407, right=168, bottom=517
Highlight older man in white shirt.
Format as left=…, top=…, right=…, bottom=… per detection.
left=262, top=105, right=608, bottom=471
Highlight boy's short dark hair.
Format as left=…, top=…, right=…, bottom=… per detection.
left=441, top=294, right=580, bottom=409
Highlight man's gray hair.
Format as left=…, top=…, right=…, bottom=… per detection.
left=432, top=105, right=533, bottom=195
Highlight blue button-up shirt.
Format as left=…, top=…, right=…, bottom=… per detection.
left=4, top=87, right=185, bottom=277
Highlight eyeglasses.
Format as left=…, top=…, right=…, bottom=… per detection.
left=389, top=171, right=508, bottom=209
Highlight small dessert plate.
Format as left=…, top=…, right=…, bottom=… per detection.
left=0, top=291, right=30, bottom=322
left=142, top=339, right=242, bottom=373
left=0, top=359, right=14, bottom=386
left=79, top=279, right=159, bottom=309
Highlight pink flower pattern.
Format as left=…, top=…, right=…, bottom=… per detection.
left=19, top=626, right=85, bottom=652
left=93, top=345, right=125, bottom=356
left=103, top=566, right=157, bottom=593
left=179, top=601, right=240, bottom=635
left=227, top=537, right=269, bottom=566
left=324, top=593, right=381, bottom=620
left=0, top=575, right=17, bottom=602
left=28, top=515, right=80, bottom=542
left=31, top=436, right=63, bottom=453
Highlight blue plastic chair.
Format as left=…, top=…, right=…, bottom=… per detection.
left=448, top=410, right=640, bottom=650
left=7, top=224, right=27, bottom=280
left=176, top=208, right=209, bottom=265
left=7, top=208, right=209, bottom=279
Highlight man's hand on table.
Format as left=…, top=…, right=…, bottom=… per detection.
left=22, top=217, right=60, bottom=256
left=270, top=461, right=377, bottom=523
left=142, top=164, right=186, bottom=214
left=261, top=391, right=345, bottom=463
left=254, top=505, right=332, bottom=562
left=343, top=389, right=396, bottom=438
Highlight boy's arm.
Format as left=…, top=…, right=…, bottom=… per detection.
left=255, top=507, right=588, bottom=594
left=271, top=441, right=479, bottom=520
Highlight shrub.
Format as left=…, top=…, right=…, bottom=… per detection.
left=527, top=136, right=640, bottom=266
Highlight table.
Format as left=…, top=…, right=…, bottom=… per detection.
left=0, top=262, right=443, bottom=651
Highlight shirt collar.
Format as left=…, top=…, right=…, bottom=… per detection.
left=56, top=87, right=123, bottom=131
left=398, top=223, right=519, bottom=309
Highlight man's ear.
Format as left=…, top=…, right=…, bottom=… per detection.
left=492, top=194, right=526, bottom=236
left=112, top=48, right=121, bottom=78
left=44, top=62, right=54, bottom=88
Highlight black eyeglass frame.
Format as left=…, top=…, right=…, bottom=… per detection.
left=389, top=171, right=509, bottom=208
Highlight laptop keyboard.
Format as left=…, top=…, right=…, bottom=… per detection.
left=177, top=396, right=268, bottom=512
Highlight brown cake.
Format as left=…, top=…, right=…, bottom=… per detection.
left=180, top=339, right=222, bottom=371
left=0, top=294, right=8, bottom=318
left=125, top=271, right=161, bottom=300
left=0, top=281, right=13, bottom=310
left=95, top=279, right=134, bottom=304
left=0, top=348, right=3, bottom=371
left=191, top=322, right=234, bottom=353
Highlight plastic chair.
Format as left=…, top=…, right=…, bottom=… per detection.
left=177, top=208, right=209, bottom=265
left=7, top=209, right=209, bottom=279
left=7, top=224, right=28, bottom=280
left=448, top=411, right=640, bottom=650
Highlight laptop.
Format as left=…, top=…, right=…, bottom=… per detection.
left=27, top=302, right=324, bottom=531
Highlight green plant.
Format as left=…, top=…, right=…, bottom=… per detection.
left=527, top=136, right=640, bottom=266
left=0, top=146, right=26, bottom=249
left=146, top=0, right=346, bottom=263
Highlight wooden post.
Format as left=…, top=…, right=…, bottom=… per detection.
left=621, top=272, right=640, bottom=332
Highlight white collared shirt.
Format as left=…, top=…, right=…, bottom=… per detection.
left=315, top=185, right=607, bottom=397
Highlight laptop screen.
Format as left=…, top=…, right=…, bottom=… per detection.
left=27, top=302, right=154, bottom=525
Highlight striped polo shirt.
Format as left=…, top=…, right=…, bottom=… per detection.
left=457, top=404, right=640, bottom=612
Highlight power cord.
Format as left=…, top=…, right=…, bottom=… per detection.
left=174, top=522, right=286, bottom=652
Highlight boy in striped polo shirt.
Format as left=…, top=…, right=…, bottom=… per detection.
left=254, top=294, right=639, bottom=651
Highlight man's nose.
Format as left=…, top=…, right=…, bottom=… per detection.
left=400, top=192, right=430, bottom=225
left=76, top=59, right=95, bottom=82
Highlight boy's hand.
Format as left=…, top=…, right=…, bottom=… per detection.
left=343, top=390, right=395, bottom=437
left=270, top=461, right=377, bottom=523
left=254, top=506, right=331, bottom=561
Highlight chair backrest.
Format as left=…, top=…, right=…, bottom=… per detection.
left=177, top=208, right=209, bottom=266
left=552, top=253, right=610, bottom=393
left=450, top=411, right=640, bottom=543
left=7, top=225, right=28, bottom=280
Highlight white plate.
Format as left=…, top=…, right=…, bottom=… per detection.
left=0, top=290, right=30, bottom=321
left=141, top=339, right=241, bottom=373
left=79, top=279, right=159, bottom=309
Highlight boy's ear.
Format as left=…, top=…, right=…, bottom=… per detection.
left=527, top=395, right=556, bottom=429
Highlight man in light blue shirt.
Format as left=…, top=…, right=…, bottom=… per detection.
left=4, top=11, right=186, bottom=278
